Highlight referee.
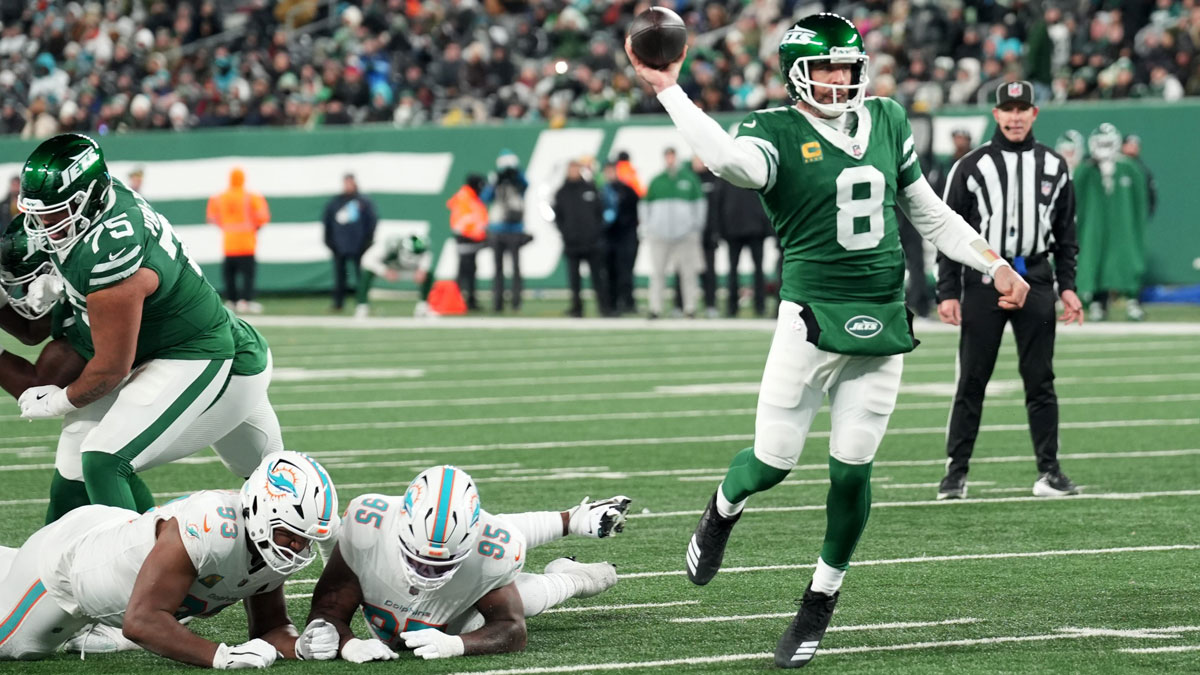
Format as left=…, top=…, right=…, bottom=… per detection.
left=934, top=81, right=1084, bottom=500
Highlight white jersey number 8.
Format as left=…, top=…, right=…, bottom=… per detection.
left=835, top=165, right=885, bottom=251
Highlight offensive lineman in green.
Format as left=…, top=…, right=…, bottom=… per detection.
left=628, top=13, right=1029, bottom=668
left=15, top=134, right=281, bottom=515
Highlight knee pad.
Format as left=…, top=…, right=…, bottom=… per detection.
left=754, top=420, right=807, bottom=470
left=829, top=425, right=883, bottom=465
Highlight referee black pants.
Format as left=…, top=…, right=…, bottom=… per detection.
left=946, top=257, right=1061, bottom=476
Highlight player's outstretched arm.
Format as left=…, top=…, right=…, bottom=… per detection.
left=624, top=39, right=769, bottom=190
left=307, top=544, right=366, bottom=649
left=897, top=176, right=1029, bottom=309
left=123, top=518, right=228, bottom=667
left=403, top=582, right=526, bottom=659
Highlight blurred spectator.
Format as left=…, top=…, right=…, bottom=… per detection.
left=713, top=178, right=773, bottom=318
left=482, top=150, right=529, bottom=312
left=447, top=173, right=489, bottom=312
left=322, top=173, right=378, bottom=313
left=0, top=0, right=1191, bottom=138
left=207, top=167, right=269, bottom=314
left=1121, top=134, right=1157, bottom=218
left=601, top=160, right=640, bottom=315
left=553, top=159, right=612, bottom=318
left=1, top=174, right=18, bottom=230
left=614, top=151, right=645, bottom=197
left=127, top=167, right=145, bottom=193
left=1074, top=124, right=1150, bottom=322
left=639, top=148, right=705, bottom=320
left=692, top=157, right=720, bottom=319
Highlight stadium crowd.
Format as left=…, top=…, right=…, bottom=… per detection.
left=1, top=0, right=1197, bottom=138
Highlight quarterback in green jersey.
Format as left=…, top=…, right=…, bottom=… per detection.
left=628, top=12, right=1029, bottom=668
left=13, top=134, right=283, bottom=523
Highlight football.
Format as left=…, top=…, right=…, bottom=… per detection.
left=628, top=7, right=687, bottom=70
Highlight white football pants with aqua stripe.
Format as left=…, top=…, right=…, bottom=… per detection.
left=55, top=352, right=282, bottom=482
left=0, top=507, right=127, bottom=659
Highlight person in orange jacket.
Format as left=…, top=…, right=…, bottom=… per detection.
left=447, top=174, right=488, bottom=311
left=207, top=167, right=270, bottom=313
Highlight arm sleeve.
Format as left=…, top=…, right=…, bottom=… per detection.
left=253, top=194, right=270, bottom=228
left=1049, top=170, right=1078, bottom=293
left=898, top=175, right=1008, bottom=290
left=656, top=86, right=772, bottom=191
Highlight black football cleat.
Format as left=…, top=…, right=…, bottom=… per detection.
left=685, top=491, right=741, bottom=585
left=774, top=583, right=840, bottom=668
left=936, top=472, right=967, bottom=500
left=1033, top=470, right=1081, bottom=497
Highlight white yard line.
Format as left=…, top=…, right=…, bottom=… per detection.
left=448, top=623, right=1200, bottom=675
left=617, top=544, right=1200, bottom=579
left=257, top=391, right=1200, bottom=415
left=249, top=314, right=1200, bottom=335
left=670, top=616, right=983, bottom=627
left=547, top=601, right=702, bottom=614
left=1120, top=645, right=1200, bottom=654
left=281, top=544, right=1199, bottom=588
left=633, top=490, right=1200, bottom=521
left=275, top=413, right=1198, bottom=435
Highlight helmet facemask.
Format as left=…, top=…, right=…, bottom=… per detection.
left=19, top=179, right=109, bottom=256
left=0, top=259, right=57, bottom=319
left=789, top=49, right=871, bottom=117
left=395, top=465, right=482, bottom=593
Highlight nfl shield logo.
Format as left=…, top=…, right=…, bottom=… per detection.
left=1041, top=180, right=1052, bottom=196
left=1008, top=82, right=1023, bottom=97
left=851, top=144, right=863, bottom=158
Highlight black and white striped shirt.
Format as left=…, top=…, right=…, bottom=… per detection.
left=936, top=129, right=1078, bottom=301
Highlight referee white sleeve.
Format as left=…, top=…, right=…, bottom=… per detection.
left=656, top=86, right=769, bottom=190
left=898, top=175, right=1009, bottom=276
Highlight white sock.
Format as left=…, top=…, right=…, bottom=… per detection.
left=517, top=572, right=579, bottom=617
left=715, top=482, right=745, bottom=518
left=810, top=557, right=846, bottom=595
left=497, top=511, right=564, bottom=549
left=450, top=571, right=579, bottom=634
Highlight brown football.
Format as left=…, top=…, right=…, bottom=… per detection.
left=628, top=7, right=687, bottom=70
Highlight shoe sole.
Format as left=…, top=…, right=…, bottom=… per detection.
left=1032, top=484, right=1081, bottom=497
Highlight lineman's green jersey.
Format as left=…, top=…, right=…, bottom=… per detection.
left=735, top=97, right=922, bottom=306
left=50, top=179, right=234, bottom=366
left=52, top=303, right=266, bottom=378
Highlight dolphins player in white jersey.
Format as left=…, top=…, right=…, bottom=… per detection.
left=307, top=465, right=629, bottom=662
left=0, top=451, right=345, bottom=667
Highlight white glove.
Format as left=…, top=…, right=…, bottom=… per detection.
left=568, top=495, right=632, bottom=538
left=295, top=619, right=339, bottom=661
left=212, top=639, right=279, bottom=669
left=340, top=638, right=398, bottom=664
left=25, top=273, right=64, bottom=315
left=400, top=629, right=465, bottom=660
left=18, top=385, right=77, bottom=420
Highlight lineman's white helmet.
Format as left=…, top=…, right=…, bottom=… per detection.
left=396, top=465, right=482, bottom=592
left=242, top=451, right=339, bottom=575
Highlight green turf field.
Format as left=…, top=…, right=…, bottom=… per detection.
left=1, top=314, right=1198, bottom=673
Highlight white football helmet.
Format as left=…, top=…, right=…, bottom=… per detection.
left=395, top=465, right=482, bottom=592
left=1087, top=123, right=1121, bottom=162
left=242, top=451, right=339, bottom=575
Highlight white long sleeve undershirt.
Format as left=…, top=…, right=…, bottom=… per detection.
left=656, top=85, right=769, bottom=190
left=898, top=176, right=1009, bottom=276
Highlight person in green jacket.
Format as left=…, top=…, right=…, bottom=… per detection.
left=1074, top=123, right=1150, bottom=321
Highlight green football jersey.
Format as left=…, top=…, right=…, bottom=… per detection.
left=735, top=97, right=923, bottom=305
left=51, top=178, right=233, bottom=366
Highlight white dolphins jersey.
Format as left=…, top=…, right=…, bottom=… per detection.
left=39, top=491, right=291, bottom=627
left=339, top=494, right=526, bottom=647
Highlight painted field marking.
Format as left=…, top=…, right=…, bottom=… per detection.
left=449, top=624, right=1200, bottom=675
